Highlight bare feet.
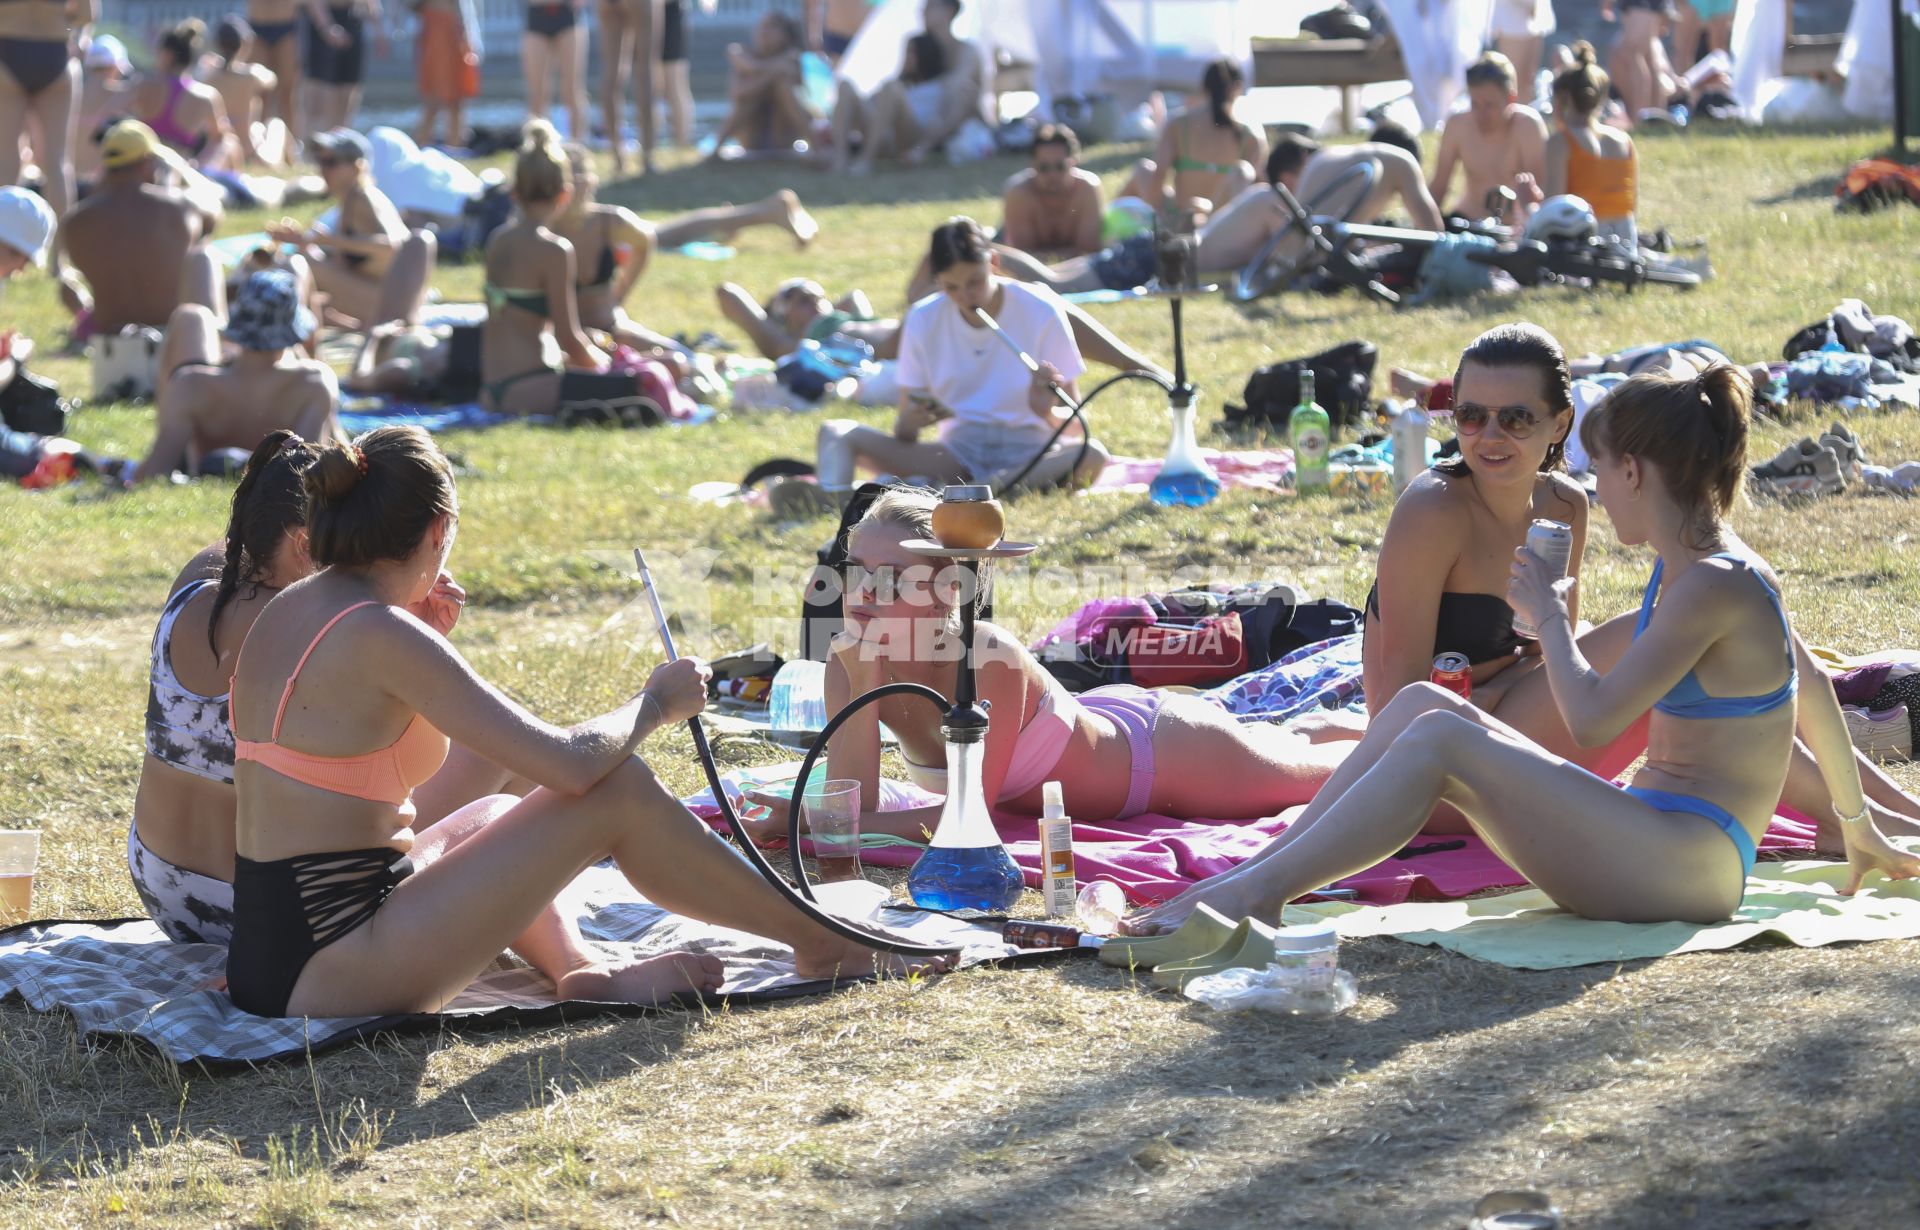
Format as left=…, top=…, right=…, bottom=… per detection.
left=554, top=951, right=726, bottom=1004
left=1389, top=367, right=1435, bottom=401
left=792, top=931, right=955, bottom=982
left=774, top=189, right=818, bottom=247
left=1123, top=871, right=1275, bottom=936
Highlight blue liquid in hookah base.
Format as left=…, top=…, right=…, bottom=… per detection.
left=1148, top=468, right=1222, bottom=507
left=908, top=845, right=1026, bottom=913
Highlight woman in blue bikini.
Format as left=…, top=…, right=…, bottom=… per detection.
left=1130, top=364, right=1920, bottom=931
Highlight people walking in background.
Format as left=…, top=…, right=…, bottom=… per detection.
left=522, top=1, right=588, bottom=140
left=302, top=0, right=383, bottom=136
left=0, top=0, right=92, bottom=234
left=247, top=2, right=307, bottom=151
left=413, top=0, right=481, bottom=150
left=598, top=0, right=661, bottom=176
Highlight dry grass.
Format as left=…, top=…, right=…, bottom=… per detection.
left=3, top=125, right=1920, bottom=1227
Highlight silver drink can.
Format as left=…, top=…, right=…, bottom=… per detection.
left=1513, top=519, right=1574, bottom=638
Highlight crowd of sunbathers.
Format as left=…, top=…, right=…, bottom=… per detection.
left=5, top=8, right=1919, bottom=1021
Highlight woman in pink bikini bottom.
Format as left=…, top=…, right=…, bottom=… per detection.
left=743, top=487, right=1353, bottom=842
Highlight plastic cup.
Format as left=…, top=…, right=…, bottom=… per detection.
left=0, top=830, right=41, bottom=925
left=804, top=779, right=863, bottom=883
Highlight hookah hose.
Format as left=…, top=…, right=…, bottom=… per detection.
left=633, top=550, right=961, bottom=960
left=969, top=306, right=1174, bottom=491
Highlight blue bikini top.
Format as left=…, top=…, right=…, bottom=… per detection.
left=1633, top=553, right=1797, bottom=720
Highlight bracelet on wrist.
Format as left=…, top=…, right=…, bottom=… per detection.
left=1835, top=800, right=1872, bottom=827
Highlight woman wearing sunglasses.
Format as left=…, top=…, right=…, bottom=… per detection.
left=1361, top=322, right=1920, bottom=846
left=1127, top=363, right=1920, bottom=935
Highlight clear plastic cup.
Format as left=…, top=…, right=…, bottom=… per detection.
left=804, top=779, right=863, bottom=883
left=0, top=830, right=41, bottom=925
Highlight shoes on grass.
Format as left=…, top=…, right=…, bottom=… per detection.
left=1751, top=437, right=1846, bottom=496
left=1845, top=704, right=1912, bottom=762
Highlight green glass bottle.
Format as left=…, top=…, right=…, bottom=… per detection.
left=1289, top=369, right=1331, bottom=490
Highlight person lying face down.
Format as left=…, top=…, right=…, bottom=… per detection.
left=1126, top=363, right=1920, bottom=937
left=735, top=486, right=1353, bottom=841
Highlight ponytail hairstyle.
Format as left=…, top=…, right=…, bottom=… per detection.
left=1202, top=58, right=1243, bottom=129
left=215, top=16, right=250, bottom=65
left=928, top=216, right=992, bottom=275
left=159, top=19, right=204, bottom=72
left=1553, top=41, right=1609, bottom=118
left=1579, top=364, right=1752, bottom=548
left=305, top=426, right=457, bottom=569
left=1438, top=322, right=1573, bottom=477
left=513, top=119, right=572, bottom=205
left=208, top=430, right=318, bottom=654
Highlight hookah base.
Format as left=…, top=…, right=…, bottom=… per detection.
left=1148, top=468, right=1223, bottom=507
left=908, top=845, right=1027, bottom=914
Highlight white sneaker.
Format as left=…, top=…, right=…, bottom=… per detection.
left=1752, top=440, right=1845, bottom=496
left=1844, top=704, right=1912, bottom=762
left=1819, top=421, right=1867, bottom=480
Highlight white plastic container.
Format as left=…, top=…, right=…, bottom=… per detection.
left=1269, top=922, right=1340, bottom=994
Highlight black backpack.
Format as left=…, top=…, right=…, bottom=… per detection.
left=0, top=365, right=68, bottom=437
left=1223, top=340, right=1377, bottom=435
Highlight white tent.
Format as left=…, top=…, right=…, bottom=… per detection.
left=1373, top=0, right=1497, bottom=130
left=834, top=0, right=1255, bottom=120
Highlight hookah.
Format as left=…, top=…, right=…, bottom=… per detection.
left=1145, top=223, right=1222, bottom=507
left=635, top=549, right=959, bottom=959
left=780, top=488, right=1037, bottom=914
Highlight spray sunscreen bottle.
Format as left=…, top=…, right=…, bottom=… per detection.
left=1038, top=781, right=1077, bottom=917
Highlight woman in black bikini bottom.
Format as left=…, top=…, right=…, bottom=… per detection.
left=0, top=0, right=83, bottom=226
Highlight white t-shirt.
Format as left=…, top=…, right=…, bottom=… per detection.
left=895, top=279, right=1085, bottom=451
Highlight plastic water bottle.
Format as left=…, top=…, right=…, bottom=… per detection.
left=1182, top=923, right=1357, bottom=1016
left=1289, top=370, right=1331, bottom=491
left=1389, top=399, right=1430, bottom=494
left=768, top=660, right=828, bottom=738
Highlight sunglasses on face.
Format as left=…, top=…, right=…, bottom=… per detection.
left=1034, top=159, right=1069, bottom=172
left=315, top=155, right=342, bottom=169
left=1453, top=402, right=1546, bottom=438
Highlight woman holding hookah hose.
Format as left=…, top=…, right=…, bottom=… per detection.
left=812, top=217, right=1111, bottom=496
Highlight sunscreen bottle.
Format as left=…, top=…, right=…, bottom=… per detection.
left=1038, top=782, right=1077, bottom=917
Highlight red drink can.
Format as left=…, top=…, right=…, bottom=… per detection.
left=1431, top=652, right=1472, bottom=699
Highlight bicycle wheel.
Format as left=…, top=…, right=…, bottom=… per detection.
left=1231, top=160, right=1378, bottom=303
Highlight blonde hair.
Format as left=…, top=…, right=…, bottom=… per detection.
left=856, top=487, right=979, bottom=633
left=514, top=119, right=571, bottom=204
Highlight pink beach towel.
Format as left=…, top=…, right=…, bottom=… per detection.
left=1091, top=448, right=1295, bottom=496
left=687, top=768, right=1824, bottom=906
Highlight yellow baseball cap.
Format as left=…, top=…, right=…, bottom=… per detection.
left=99, top=119, right=159, bottom=170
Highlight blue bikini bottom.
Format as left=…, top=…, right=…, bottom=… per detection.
left=1622, top=785, right=1758, bottom=880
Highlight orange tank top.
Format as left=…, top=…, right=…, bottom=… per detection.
left=232, top=601, right=450, bottom=806
left=1562, top=128, right=1636, bottom=222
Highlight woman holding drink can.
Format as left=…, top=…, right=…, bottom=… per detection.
left=1128, top=365, right=1920, bottom=934
left=1352, top=323, right=1920, bottom=848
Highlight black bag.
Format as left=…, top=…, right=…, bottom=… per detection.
left=1300, top=4, right=1372, bottom=40
left=431, top=324, right=483, bottom=403
left=1223, top=340, right=1377, bottom=435
left=0, top=366, right=68, bottom=437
